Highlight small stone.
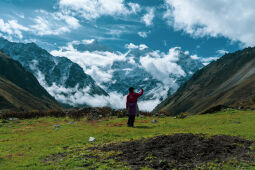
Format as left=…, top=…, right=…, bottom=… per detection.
left=139, top=115, right=145, bottom=118
left=54, top=125, right=62, bottom=128
left=151, top=119, right=158, bottom=123
left=238, top=106, right=243, bottom=110
left=173, top=116, right=177, bottom=119
left=8, top=118, right=19, bottom=121
left=234, top=121, right=241, bottom=124
left=89, top=137, right=95, bottom=142
left=67, top=122, right=75, bottom=125
left=159, top=114, right=166, bottom=118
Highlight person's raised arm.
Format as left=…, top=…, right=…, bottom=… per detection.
left=134, top=89, right=143, bottom=97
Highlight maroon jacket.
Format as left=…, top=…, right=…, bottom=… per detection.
left=126, top=89, right=144, bottom=109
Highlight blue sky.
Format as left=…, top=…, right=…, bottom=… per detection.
left=0, top=0, right=254, bottom=59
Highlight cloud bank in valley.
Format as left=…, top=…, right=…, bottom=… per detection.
left=50, top=40, right=201, bottom=111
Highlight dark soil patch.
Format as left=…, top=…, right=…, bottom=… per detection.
left=43, top=152, right=67, bottom=164
left=90, top=133, right=254, bottom=169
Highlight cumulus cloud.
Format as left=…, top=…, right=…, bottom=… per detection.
left=125, top=43, right=148, bottom=50
left=0, top=19, right=29, bottom=39
left=142, top=8, right=155, bottom=26
left=34, top=62, right=158, bottom=111
left=140, top=47, right=186, bottom=85
left=164, top=0, right=255, bottom=46
left=32, top=66, right=125, bottom=108
left=59, top=0, right=140, bottom=20
left=138, top=31, right=151, bottom=38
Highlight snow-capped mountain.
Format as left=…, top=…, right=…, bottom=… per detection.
left=51, top=40, right=204, bottom=110
left=0, top=37, right=204, bottom=110
left=0, top=38, right=108, bottom=106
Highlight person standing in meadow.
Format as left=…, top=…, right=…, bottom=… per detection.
left=126, top=87, right=143, bottom=127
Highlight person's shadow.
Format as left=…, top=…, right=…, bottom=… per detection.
left=135, top=126, right=153, bottom=129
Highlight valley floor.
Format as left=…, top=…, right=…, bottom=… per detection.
left=1, top=109, right=255, bottom=169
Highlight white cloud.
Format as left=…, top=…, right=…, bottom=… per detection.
left=59, top=0, right=139, bottom=20
left=188, top=53, right=219, bottom=65
left=50, top=41, right=126, bottom=84
left=138, top=31, right=151, bottom=38
left=128, top=2, right=141, bottom=14
left=82, top=39, right=96, bottom=44
left=30, top=10, right=80, bottom=36
left=164, top=0, right=255, bottom=46
left=33, top=63, right=158, bottom=111
left=0, top=19, right=29, bottom=39
left=201, top=57, right=219, bottom=66
left=126, top=43, right=148, bottom=50
left=31, top=16, right=70, bottom=36
left=217, top=49, right=229, bottom=55
left=142, top=8, right=155, bottom=26
left=0, top=10, right=81, bottom=38
left=55, top=12, right=80, bottom=29
left=140, top=47, right=186, bottom=85
left=190, top=54, right=199, bottom=60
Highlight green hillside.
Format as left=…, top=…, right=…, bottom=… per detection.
left=0, top=51, right=61, bottom=111
left=0, top=110, right=255, bottom=169
left=154, top=47, right=255, bottom=115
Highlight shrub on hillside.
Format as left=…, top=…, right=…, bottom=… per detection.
left=176, top=112, right=189, bottom=119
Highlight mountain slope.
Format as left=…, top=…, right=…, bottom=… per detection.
left=0, top=51, right=61, bottom=111
left=154, top=47, right=255, bottom=115
left=0, top=38, right=108, bottom=107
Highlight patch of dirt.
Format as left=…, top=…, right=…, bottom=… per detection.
left=90, top=133, right=254, bottom=169
left=136, top=119, right=150, bottom=123
left=4, top=153, right=24, bottom=159
left=12, top=126, right=33, bottom=132
left=107, top=122, right=124, bottom=127
left=106, top=120, right=150, bottom=127
left=43, top=152, right=67, bottom=164
left=0, top=139, right=10, bottom=142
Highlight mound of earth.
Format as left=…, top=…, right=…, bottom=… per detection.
left=92, top=133, right=254, bottom=169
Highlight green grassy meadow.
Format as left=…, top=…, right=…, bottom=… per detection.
left=1, top=109, right=255, bottom=169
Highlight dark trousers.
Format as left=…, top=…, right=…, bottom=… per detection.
left=128, top=115, right=135, bottom=127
